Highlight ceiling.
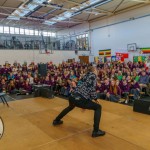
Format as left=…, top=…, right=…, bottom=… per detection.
left=0, top=0, right=149, bottom=32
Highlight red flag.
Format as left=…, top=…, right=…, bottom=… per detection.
left=121, top=57, right=124, bottom=62
left=123, top=53, right=129, bottom=58
left=116, top=53, right=128, bottom=58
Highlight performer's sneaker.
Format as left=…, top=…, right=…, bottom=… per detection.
left=92, top=130, right=106, bottom=137
left=53, top=120, right=63, bottom=126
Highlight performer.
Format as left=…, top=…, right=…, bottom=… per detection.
left=53, top=65, right=105, bottom=137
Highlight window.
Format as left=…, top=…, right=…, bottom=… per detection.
left=20, top=28, right=24, bottom=34
left=4, top=26, right=9, bottom=34
left=47, top=32, right=51, bottom=36
left=76, top=33, right=89, bottom=50
left=43, top=31, right=48, bottom=36
left=29, top=30, right=34, bottom=35
left=25, top=29, right=30, bottom=35
left=10, top=27, right=15, bottom=34
left=14, top=28, right=20, bottom=34
left=35, top=30, right=39, bottom=36
left=0, top=26, right=3, bottom=33
left=51, top=32, right=56, bottom=37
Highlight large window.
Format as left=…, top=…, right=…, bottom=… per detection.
left=10, top=27, right=15, bottom=34
left=29, top=30, right=34, bottom=35
left=35, top=30, right=39, bottom=36
left=20, top=28, right=24, bottom=34
left=0, top=25, right=56, bottom=37
left=43, top=31, right=48, bottom=36
left=15, top=28, right=20, bottom=34
left=4, top=26, right=9, bottom=34
left=76, top=33, right=89, bottom=50
left=0, top=26, right=3, bottom=33
left=25, top=29, right=30, bottom=35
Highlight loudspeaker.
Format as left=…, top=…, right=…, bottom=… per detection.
left=34, top=88, right=41, bottom=97
left=133, top=99, right=150, bottom=115
left=40, top=88, right=54, bottom=99
left=38, top=64, right=47, bottom=77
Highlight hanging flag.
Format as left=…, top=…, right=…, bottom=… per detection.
left=140, top=48, right=150, bottom=54
left=99, top=49, right=111, bottom=57
left=133, top=56, right=138, bottom=62
left=133, top=56, right=146, bottom=62
left=116, top=53, right=129, bottom=58
left=111, top=56, right=116, bottom=62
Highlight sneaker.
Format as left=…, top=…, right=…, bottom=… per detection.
left=53, top=120, right=63, bottom=126
left=92, top=129, right=106, bottom=137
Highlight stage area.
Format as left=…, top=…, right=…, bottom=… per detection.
left=0, top=97, right=150, bottom=150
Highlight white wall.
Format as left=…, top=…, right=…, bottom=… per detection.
left=0, top=50, right=90, bottom=65
left=57, top=5, right=150, bottom=61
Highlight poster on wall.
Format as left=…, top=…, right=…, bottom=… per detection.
left=111, top=56, right=116, bottom=62
left=99, top=57, right=104, bottom=63
left=94, top=57, right=99, bottom=63
left=116, top=56, right=124, bottom=62
left=99, top=49, right=111, bottom=57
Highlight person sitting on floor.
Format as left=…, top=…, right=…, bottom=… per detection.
left=23, top=80, right=32, bottom=95
left=139, top=71, right=149, bottom=90
left=7, top=79, right=17, bottom=94
left=120, top=80, right=130, bottom=103
left=106, top=80, right=121, bottom=102
left=130, top=79, right=140, bottom=100
left=96, top=80, right=105, bottom=99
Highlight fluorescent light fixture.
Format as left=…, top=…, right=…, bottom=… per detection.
left=8, top=0, right=47, bottom=20
left=94, top=0, right=112, bottom=8
left=44, top=0, right=112, bottom=25
left=43, top=20, right=56, bottom=25
left=7, top=15, right=20, bottom=20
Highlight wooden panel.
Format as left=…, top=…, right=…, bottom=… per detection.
left=79, top=56, right=89, bottom=64
left=0, top=97, right=149, bottom=150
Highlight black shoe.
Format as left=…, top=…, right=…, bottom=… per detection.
left=92, top=130, right=106, bottom=137
left=53, top=120, right=63, bottom=126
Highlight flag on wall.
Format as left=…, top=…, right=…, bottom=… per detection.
left=116, top=53, right=129, bottom=58
left=133, top=56, right=146, bottom=62
left=140, top=48, right=150, bottom=54
left=99, top=49, right=111, bottom=57
left=111, top=56, right=116, bottom=62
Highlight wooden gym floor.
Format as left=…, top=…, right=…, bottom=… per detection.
left=0, top=97, right=150, bottom=150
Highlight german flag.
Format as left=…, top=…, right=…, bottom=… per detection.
left=141, top=48, right=150, bottom=54
left=99, top=49, right=111, bottom=57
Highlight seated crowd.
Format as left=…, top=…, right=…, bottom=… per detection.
left=0, top=61, right=149, bottom=104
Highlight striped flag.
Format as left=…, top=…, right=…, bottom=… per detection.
left=140, top=48, right=150, bottom=54
left=99, top=49, right=111, bottom=57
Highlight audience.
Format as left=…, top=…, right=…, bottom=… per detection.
left=0, top=60, right=149, bottom=104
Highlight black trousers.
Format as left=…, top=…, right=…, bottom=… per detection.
left=55, top=94, right=102, bottom=132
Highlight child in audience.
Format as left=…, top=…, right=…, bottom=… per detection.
left=130, top=80, right=140, bottom=100
left=121, top=80, right=130, bottom=103
left=7, top=80, right=17, bottom=94
left=96, top=80, right=105, bottom=99
left=106, top=80, right=121, bottom=102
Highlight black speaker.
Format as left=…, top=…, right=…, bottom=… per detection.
left=38, top=64, right=47, bottom=77
left=133, top=99, right=150, bottom=115
left=40, top=88, right=54, bottom=99
left=34, top=88, right=41, bottom=97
